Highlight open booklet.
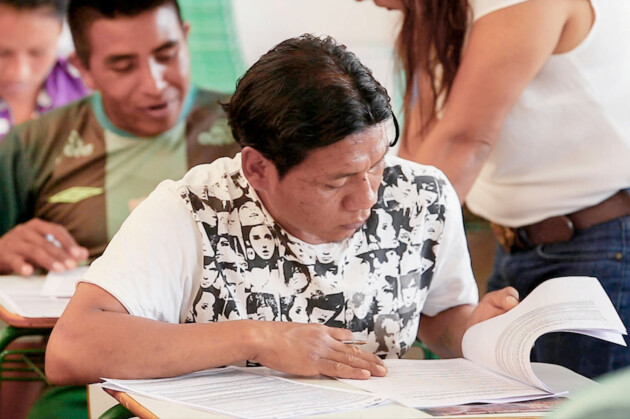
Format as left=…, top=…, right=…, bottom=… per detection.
left=342, top=276, right=627, bottom=408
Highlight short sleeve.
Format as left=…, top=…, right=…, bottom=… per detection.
left=422, top=174, right=479, bottom=316
left=470, top=0, right=530, bottom=22
left=81, top=181, right=202, bottom=323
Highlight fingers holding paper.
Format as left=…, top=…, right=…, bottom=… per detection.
left=466, top=286, right=519, bottom=330
left=0, top=218, right=89, bottom=276
left=251, top=322, right=387, bottom=380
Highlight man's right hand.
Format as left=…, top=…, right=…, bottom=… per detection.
left=0, top=219, right=89, bottom=276
left=250, top=322, right=387, bottom=379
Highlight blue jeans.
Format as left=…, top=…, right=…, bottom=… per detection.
left=487, top=215, right=630, bottom=379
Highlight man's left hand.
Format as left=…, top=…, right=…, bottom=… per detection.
left=466, top=287, right=519, bottom=330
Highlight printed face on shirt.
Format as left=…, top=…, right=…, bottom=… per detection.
left=375, top=210, right=398, bottom=249
left=75, top=4, right=190, bottom=137
left=309, top=306, right=338, bottom=324
left=239, top=201, right=264, bottom=226
left=216, top=236, right=239, bottom=263
left=249, top=224, right=275, bottom=260
left=194, top=291, right=216, bottom=322
left=425, top=213, right=444, bottom=241
left=257, top=121, right=391, bottom=244
left=287, top=296, right=307, bottom=321
left=287, top=269, right=309, bottom=291
left=0, top=5, right=62, bottom=101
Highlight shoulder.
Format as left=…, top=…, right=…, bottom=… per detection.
left=8, top=96, right=94, bottom=153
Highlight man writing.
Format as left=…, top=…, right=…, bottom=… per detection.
left=46, top=34, right=519, bottom=383
left=0, top=0, right=239, bottom=276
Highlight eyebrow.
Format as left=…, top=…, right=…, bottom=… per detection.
left=328, top=148, right=388, bottom=181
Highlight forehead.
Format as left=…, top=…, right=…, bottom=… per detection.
left=0, top=5, right=60, bottom=47
left=290, top=121, right=392, bottom=179
left=86, top=5, right=183, bottom=59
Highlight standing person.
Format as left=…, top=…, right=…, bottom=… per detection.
left=0, top=0, right=240, bottom=277
left=366, top=0, right=630, bottom=378
left=0, top=0, right=88, bottom=140
left=45, top=34, right=519, bottom=386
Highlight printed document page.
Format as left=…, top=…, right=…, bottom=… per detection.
left=462, top=276, right=627, bottom=391
left=340, top=359, right=554, bottom=408
left=101, top=367, right=386, bottom=418
left=0, top=275, right=69, bottom=318
left=41, top=266, right=89, bottom=297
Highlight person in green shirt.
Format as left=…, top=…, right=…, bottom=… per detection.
left=0, top=0, right=240, bottom=277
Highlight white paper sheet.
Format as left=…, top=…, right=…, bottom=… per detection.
left=340, top=359, right=558, bottom=408
left=101, top=367, right=386, bottom=418
left=462, top=276, right=627, bottom=391
left=0, top=276, right=69, bottom=318
left=41, top=266, right=89, bottom=297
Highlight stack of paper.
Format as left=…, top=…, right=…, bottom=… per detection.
left=101, top=367, right=386, bottom=418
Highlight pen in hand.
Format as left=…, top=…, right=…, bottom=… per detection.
left=342, top=340, right=367, bottom=345
left=45, top=233, right=63, bottom=248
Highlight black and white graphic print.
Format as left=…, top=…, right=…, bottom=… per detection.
left=180, top=162, right=448, bottom=358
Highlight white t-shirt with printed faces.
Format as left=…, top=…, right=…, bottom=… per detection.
left=84, top=154, right=477, bottom=359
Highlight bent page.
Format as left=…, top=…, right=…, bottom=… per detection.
left=340, top=359, right=556, bottom=408
left=101, top=367, right=386, bottom=418
left=462, top=276, right=627, bottom=391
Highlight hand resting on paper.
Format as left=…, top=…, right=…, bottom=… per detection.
left=250, top=322, right=388, bottom=380
left=0, top=218, right=89, bottom=276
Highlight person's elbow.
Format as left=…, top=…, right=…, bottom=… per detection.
left=45, top=320, right=93, bottom=385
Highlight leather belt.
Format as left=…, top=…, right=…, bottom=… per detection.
left=491, top=189, right=630, bottom=253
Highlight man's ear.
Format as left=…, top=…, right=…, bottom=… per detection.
left=240, top=147, right=278, bottom=191
left=182, top=21, right=191, bottom=39
left=68, top=52, right=96, bottom=91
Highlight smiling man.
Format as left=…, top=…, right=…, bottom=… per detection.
left=0, top=0, right=239, bottom=276
left=47, top=34, right=519, bottom=385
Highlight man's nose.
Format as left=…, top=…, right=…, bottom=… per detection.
left=140, top=59, right=168, bottom=94
left=4, top=54, right=32, bottom=83
left=344, top=175, right=378, bottom=212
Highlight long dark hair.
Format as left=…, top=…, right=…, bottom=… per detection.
left=396, top=0, right=469, bottom=136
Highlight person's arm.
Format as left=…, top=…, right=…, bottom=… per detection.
left=400, top=0, right=576, bottom=200
left=45, top=282, right=387, bottom=385
left=0, top=130, right=88, bottom=275
left=417, top=287, right=519, bottom=358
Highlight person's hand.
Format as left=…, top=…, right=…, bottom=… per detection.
left=466, top=287, right=519, bottom=330
left=251, top=322, right=387, bottom=379
left=0, top=219, right=89, bottom=276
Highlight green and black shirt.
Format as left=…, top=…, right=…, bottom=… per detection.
left=0, top=86, right=240, bottom=259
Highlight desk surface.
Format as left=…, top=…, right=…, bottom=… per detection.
left=100, top=363, right=594, bottom=419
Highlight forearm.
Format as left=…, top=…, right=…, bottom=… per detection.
left=417, top=304, right=475, bottom=358
left=46, top=310, right=259, bottom=384
left=401, top=127, right=493, bottom=202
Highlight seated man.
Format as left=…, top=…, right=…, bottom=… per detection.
left=0, top=0, right=240, bottom=276
left=46, top=34, right=519, bottom=383
left=0, top=0, right=88, bottom=141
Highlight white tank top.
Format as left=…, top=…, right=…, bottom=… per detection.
left=466, top=0, right=630, bottom=227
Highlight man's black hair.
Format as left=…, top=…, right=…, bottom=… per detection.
left=68, top=0, right=183, bottom=67
left=223, top=34, right=399, bottom=178
left=0, top=0, right=67, bottom=18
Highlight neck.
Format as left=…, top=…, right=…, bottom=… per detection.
left=4, top=91, right=39, bottom=124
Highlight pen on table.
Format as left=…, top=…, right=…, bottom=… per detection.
left=342, top=340, right=367, bottom=345
left=45, top=233, right=63, bottom=248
